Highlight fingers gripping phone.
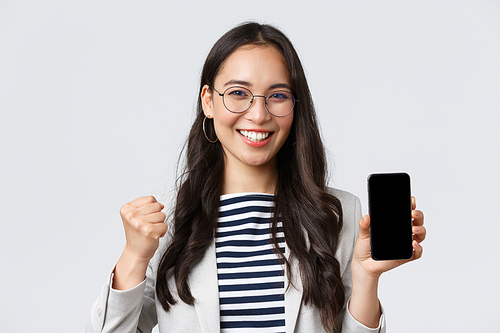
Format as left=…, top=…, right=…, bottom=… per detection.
left=368, top=173, right=413, bottom=260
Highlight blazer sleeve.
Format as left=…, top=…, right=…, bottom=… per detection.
left=84, top=191, right=175, bottom=333
left=328, top=188, right=386, bottom=333
left=83, top=260, right=158, bottom=333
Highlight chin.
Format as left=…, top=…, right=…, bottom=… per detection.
left=244, top=159, right=269, bottom=167
left=237, top=153, right=267, bottom=166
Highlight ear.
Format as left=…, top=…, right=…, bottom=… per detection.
left=201, top=84, right=213, bottom=118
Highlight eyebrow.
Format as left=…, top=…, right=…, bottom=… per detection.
left=269, top=83, right=292, bottom=90
left=223, top=80, right=292, bottom=91
left=224, top=79, right=252, bottom=87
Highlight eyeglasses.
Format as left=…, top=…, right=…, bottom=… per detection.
left=211, top=86, right=296, bottom=117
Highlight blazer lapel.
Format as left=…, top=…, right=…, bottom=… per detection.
left=189, top=239, right=221, bottom=332
left=285, top=251, right=303, bottom=333
left=188, top=236, right=306, bottom=333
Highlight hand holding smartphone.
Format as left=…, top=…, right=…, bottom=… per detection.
left=367, top=172, right=413, bottom=260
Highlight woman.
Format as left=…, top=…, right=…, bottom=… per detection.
left=85, top=22, right=426, bottom=333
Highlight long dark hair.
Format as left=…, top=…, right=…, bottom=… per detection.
left=156, top=22, right=345, bottom=332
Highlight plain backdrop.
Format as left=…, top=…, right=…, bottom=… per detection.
left=1, top=0, right=499, bottom=332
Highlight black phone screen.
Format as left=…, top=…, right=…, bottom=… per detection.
left=368, top=173, right=413, bottom=260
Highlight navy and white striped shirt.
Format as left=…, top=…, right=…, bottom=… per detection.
left=216, top=193, right=285, bottom=333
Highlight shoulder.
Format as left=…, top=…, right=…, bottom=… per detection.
left=326, top=187, right=359, bottom=206
left=326, top=187, right=362, bottom=221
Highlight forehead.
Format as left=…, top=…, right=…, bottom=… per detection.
left=215, top=45, right=291, bottom=87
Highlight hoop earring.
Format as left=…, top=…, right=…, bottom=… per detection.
left=203, top=116, right=218, bottom=143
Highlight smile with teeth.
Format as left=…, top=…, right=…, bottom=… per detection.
left=238, top=130, right=271, bottom=142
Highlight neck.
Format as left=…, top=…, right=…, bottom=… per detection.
left=222, top=158, right=278, bottom=195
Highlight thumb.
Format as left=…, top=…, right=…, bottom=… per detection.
left=357, top=215, right=371, bottom=240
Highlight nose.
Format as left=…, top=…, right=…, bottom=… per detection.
left=245, top=95, right=271, bottom=124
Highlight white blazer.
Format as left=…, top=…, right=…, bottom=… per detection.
left=84, top=188, right=385, bottom=333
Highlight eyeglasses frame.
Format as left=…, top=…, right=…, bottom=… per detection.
left=210, top=85, right=297, bottom=118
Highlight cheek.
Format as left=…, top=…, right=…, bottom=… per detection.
left=279, top=116, right=294, bottom=137
left=213, top=112, right=240, bottom=134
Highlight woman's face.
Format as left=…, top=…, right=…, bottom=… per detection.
left=201, top=45, right=294, bottom=173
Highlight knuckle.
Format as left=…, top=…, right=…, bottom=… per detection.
left=126, top=217, right=141, bottom=230
left=124, top=210, right=136, bottom=222
left=416, top=249, right=423, bottom=259
left=141, top=224, right=154, bottom=237
left=157, top=224, right=169, bottom=239
left=120, top=203, right=130, bottom=216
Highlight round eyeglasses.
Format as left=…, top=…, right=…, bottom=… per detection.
left=211, top=86, right=296, bottom=117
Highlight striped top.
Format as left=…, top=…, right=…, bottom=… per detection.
left=216, top=193, right=285, bottom=333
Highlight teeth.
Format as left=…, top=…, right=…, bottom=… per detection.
left=239, top=130, right=270, bottom=142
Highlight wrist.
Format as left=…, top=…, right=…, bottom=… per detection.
left=351, top=259, right=381, bottom=288
left=122, top=244, right=153, bottom=266
left=349, top=261, right=382, bottom=328
left=113, top=248, right=150, bottom=290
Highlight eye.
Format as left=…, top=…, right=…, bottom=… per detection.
left=226, top=87, right=251, bottom=99
left=228, top=90, right=246, bottom=96
left=268, top=91, right=291, bottom=102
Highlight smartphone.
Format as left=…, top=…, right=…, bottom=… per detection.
left=367, top=172, right=413, bottom=260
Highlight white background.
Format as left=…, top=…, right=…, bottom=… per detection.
left=1, top=0, right=499, bottom=332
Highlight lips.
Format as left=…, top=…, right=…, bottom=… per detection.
left=238, top=130, right=272, bottom=142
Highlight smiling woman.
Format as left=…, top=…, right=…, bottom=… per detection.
left=85, top=22, right=426, bottom=333
left=201, top=45, right=294, bottom=187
